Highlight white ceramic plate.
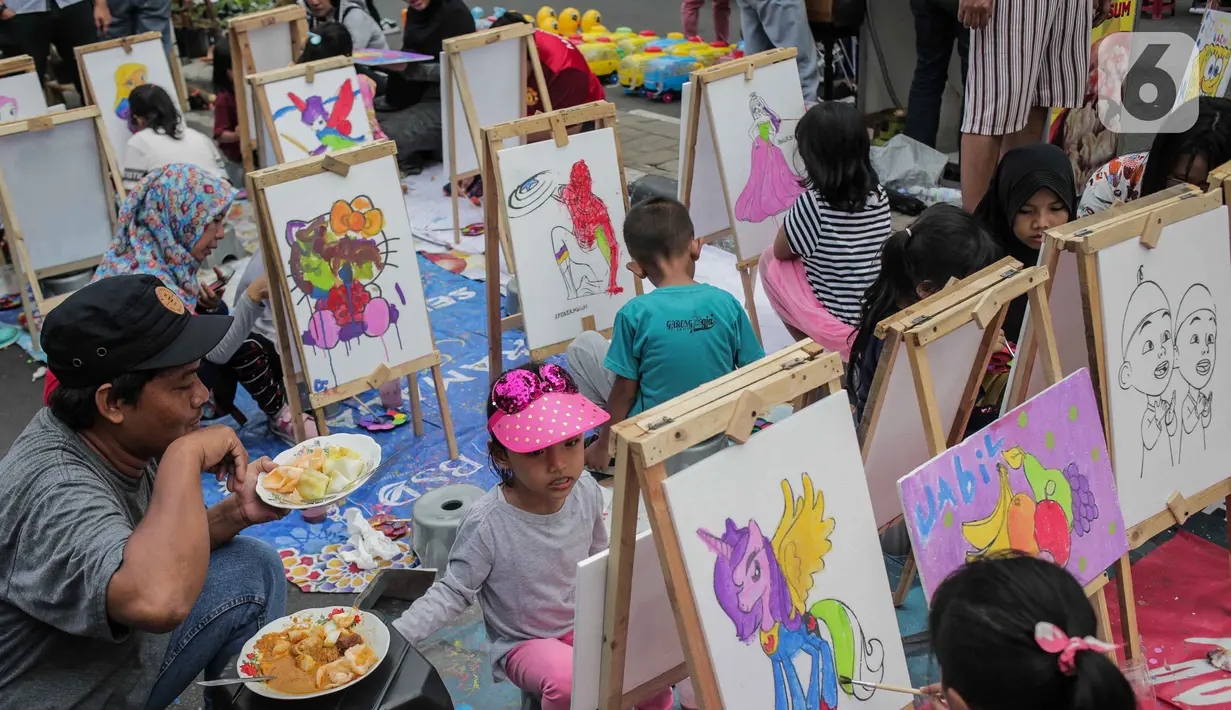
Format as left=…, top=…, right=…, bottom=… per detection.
left=236, top=606, right=391, bottom=699
left=256, top=434, right=382, bottom=510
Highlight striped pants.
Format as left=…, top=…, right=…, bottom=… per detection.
left=962, top=0, right=1092, bottom=136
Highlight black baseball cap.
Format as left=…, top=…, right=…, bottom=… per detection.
left=42, top=274, right=233, bottom=388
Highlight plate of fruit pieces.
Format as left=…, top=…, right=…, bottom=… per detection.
left=258, top=434, right=382, bottom=509
left=237, top=606, right=389, bottom=698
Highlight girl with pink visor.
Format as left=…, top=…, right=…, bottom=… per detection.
left=394, top=362, right=676, bottom=710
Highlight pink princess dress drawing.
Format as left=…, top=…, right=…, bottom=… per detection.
left=734, top=93, right=805, bottom=224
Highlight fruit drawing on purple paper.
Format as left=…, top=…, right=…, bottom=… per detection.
left=962, top=447, right=1094, bottom=568
left=284, top=196, right=401, bottom=386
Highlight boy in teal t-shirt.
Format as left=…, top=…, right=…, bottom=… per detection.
left=565, top=197, right=765, bottom=472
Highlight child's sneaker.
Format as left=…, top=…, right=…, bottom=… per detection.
left=270, top=404, right=319, bottom=445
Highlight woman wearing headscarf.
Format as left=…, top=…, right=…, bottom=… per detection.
left=378, top=0, right=475, bottom=173
left=974, top=143, right=1078, bottom=346
left=66, top=164, right=315, bottom=443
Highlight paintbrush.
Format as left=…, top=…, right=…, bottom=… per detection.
left=839, top=676, right=929, bottom=697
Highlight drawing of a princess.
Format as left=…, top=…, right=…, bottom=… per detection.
left=735, top=93, right=805, bottom=224
left=114, top=63, right=148, bottom=122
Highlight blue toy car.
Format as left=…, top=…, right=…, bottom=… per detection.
left=642, top=56, right=696, bottom=103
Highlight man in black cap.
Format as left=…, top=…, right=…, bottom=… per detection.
left=0, top=274, right=288, bottom=708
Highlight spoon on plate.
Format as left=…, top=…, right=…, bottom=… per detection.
left=197, top=676, right=277, bottom=687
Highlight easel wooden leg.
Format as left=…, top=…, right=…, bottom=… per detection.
left=1225, top=493, right=1231, bottom=581
left=407, top=372, right=425, bottom=438
left=432, top=363, right=460, bottom=460
left=600, top=440, right=641, bottom=710
left=1094, top=586, right=1114, bottom=651
left=893, top=548, right=915, bottom=607
left=310, top=406, right=330, bottom=437
left=451, top=178, right=462, bottom=245
left=1115, top=554, right=1141, bottom=660
left=739, top=264, right=762, bottom=345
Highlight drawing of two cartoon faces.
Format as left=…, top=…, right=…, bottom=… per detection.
left=1118, top=268, right=1217, bottom=472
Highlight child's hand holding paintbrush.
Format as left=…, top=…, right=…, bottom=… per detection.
left=837, top=676, right=939, bottom=705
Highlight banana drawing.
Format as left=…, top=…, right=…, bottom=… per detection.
left=961, top=464, right=1013, bottom=561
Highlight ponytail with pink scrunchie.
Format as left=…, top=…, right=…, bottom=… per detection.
left=1034, top=621, right=1120, bottom=676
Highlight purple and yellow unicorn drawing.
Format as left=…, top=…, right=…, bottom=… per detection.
left=699, top=474, right=885, bottom=710
left=734, top=93, right=805, bottom=226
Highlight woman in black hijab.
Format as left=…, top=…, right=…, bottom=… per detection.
left=379, top=0, right=475, bottom=172
left=974, top=143, right=1077, bottom=344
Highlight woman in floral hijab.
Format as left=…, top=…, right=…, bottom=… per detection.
left=86, top=164, right=315, bottom=442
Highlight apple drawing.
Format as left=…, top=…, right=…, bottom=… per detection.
left=1034, top=499, right=1071, bottom=566
left=1007, top=493, right=1040, bottom=556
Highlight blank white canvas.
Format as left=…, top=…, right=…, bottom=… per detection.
left=497, top=127, right=634, bottom=350
left=80, top=38, right=179, bottom=158
left=571, top=528, right=686, bottom=710
left=1097, top=206, right=1231, bottom=528
left=0, top=72, right=49, bottom=122
left=704, top=58, right=805, bottom=261
left=1003, top=249, right=1090, bottom=413
left=262, top=153, right=434, bottom=394
left=0, top=119, right=113, bottom=271
left=443, top=39, right=524, bottom=177
left=262, top=65, right=371, bottom=163
left=863, top=320, right=985, bottom=527
left=663, top=395, right=910, bottom=710
left=245, top=22, right=295, bottom=167
left=678, top=80, right=731, bottom=242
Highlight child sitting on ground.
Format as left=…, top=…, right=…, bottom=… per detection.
left=393, top=363, right=675, bottom=710
left=926, top=554, right=1134, bottom=710
left=211, top=42, right=245, bottom=187
left=566, top=197, right=765, bottom=473
left=847, top=204, right=999, bottom=422
left=759, top=101, right=893, bottom=359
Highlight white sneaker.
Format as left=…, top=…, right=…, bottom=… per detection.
left=270, top=404, right=319, bottom=444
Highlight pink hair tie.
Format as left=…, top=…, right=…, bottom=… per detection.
left=1034, top=622, right=1119, bottom=675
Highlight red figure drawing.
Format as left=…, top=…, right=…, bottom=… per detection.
left=560, top=160, right=622, bottom=295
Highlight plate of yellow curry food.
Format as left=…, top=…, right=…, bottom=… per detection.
left=258, top=434, right=382, bottom=509
left=236, top=606, right=389, bottom=698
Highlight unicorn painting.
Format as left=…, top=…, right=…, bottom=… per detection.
left=698, top=474, right=885, bottom=710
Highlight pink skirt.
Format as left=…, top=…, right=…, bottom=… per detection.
left=759, top=247, right=856, bottom=360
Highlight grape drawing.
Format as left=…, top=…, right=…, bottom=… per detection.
left=1063, top=463, right=1098, bottom=538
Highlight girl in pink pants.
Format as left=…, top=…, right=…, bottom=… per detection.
left=682, top=0, right=730, bottom=43
left=394, top=364, right=677, bottom=710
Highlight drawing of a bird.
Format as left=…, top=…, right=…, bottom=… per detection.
left=276, top=78, right=365, bottom=156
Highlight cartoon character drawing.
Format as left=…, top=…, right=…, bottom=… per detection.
left=0, top=96, right=17, bottom=122
left=273, top=79, right=365, bottom=156
left=698, top=474, right=885, bottom=710
left=1175, top=283, right=1217, bottom=459
left=1196, top=19, right=1231, bottom=98
left=508, top=160, right=624, bottom=298
left=961, top=447, right=1098, bottom=570
left=1118, top=267, right=1178, bottom=476
left=113, top=63, right=148, bottom=121
left=734, top=93, right=805, bottom=226
left=284, top=196, right=400, bottom=386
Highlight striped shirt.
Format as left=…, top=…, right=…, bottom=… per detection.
left=783, top=186, right=892, bottom=327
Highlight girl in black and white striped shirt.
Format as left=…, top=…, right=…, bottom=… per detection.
left=759, top=102, right=893, bottom=360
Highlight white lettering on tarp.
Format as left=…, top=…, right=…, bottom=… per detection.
left=419, top=368, right=476, bottom=391
left=378, top=481, right=421, bottom=507
left=1151, top=638, right=1231, bottom=706
left=503, top=338, right=529, bottom=362
left=426, top=287, right=478, bottom=311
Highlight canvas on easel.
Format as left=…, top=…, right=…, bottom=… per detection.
left=678, top=48, right=804, bottom=340
left=598, top=342, right=912, bottom=710
left=246, top=140, right=458, bottom=456
left=0, top=55, right=49, bottom=122
left=250, top=56, right=372, bottom=166
left=481, top=101, right=640, bottom=382
left=442, top=22, right=551, bottom=245
left=229, top=5, right=309, bottom=173
left=0, top=107, right=123, bottom=336
left=74, top=32, right=184, bottom=160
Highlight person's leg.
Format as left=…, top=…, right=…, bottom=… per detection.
left=737, top=0, right=773, bottom=55
left=904, top=0, right=957, bottom=148
left=712, top=0, right=731, bottom=43
left=144, top=537, right=287, bottom=710
left=564, top=330, right=616, bottom=409
left=134, top=0, right=173, bottom=55
left=0, top=11, right=51, bottom=84
left=49, top=0, right=102, bottom=95
left=682, top=0, right=704, bottom=37
left=503, top=637, right=576, bottom=710
left=1001, top=106, right=1050, bottom=152
left=228, top=337, right=286, bottom=417
left=378, top=100, right=441, bottom=173
left=1030, top=0, right=1091, bottom=146
left=751, top=0, right=821, bottom=103
left=105, top=0, right=137, bottom=40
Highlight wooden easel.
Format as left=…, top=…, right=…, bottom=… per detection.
left=229, top=5, right=309, bottom=173
left=1037, top=186, right=1231, bottom=661
left=442, top=23, right=551, bottom=245
left=0, top=107, right=123, bottom=336
left=0, top=54, right=36, bottom=84
left=246, top=140, right=458, bottom=456
left=600, top=341, right=846, bottom=709
left=168, top=34, right=191, bottom=113
left=677, top=47, right=800, bottom=342
left=481, top=101, right=641, bottom=384
left=74, top=31, right=189, bottom=109
left=249, top=55, right=364, bottom=166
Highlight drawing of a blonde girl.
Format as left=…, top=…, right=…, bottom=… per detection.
left=735, top=93, right=805, bottom=225
left=114, top=63, right=148, bottom=122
